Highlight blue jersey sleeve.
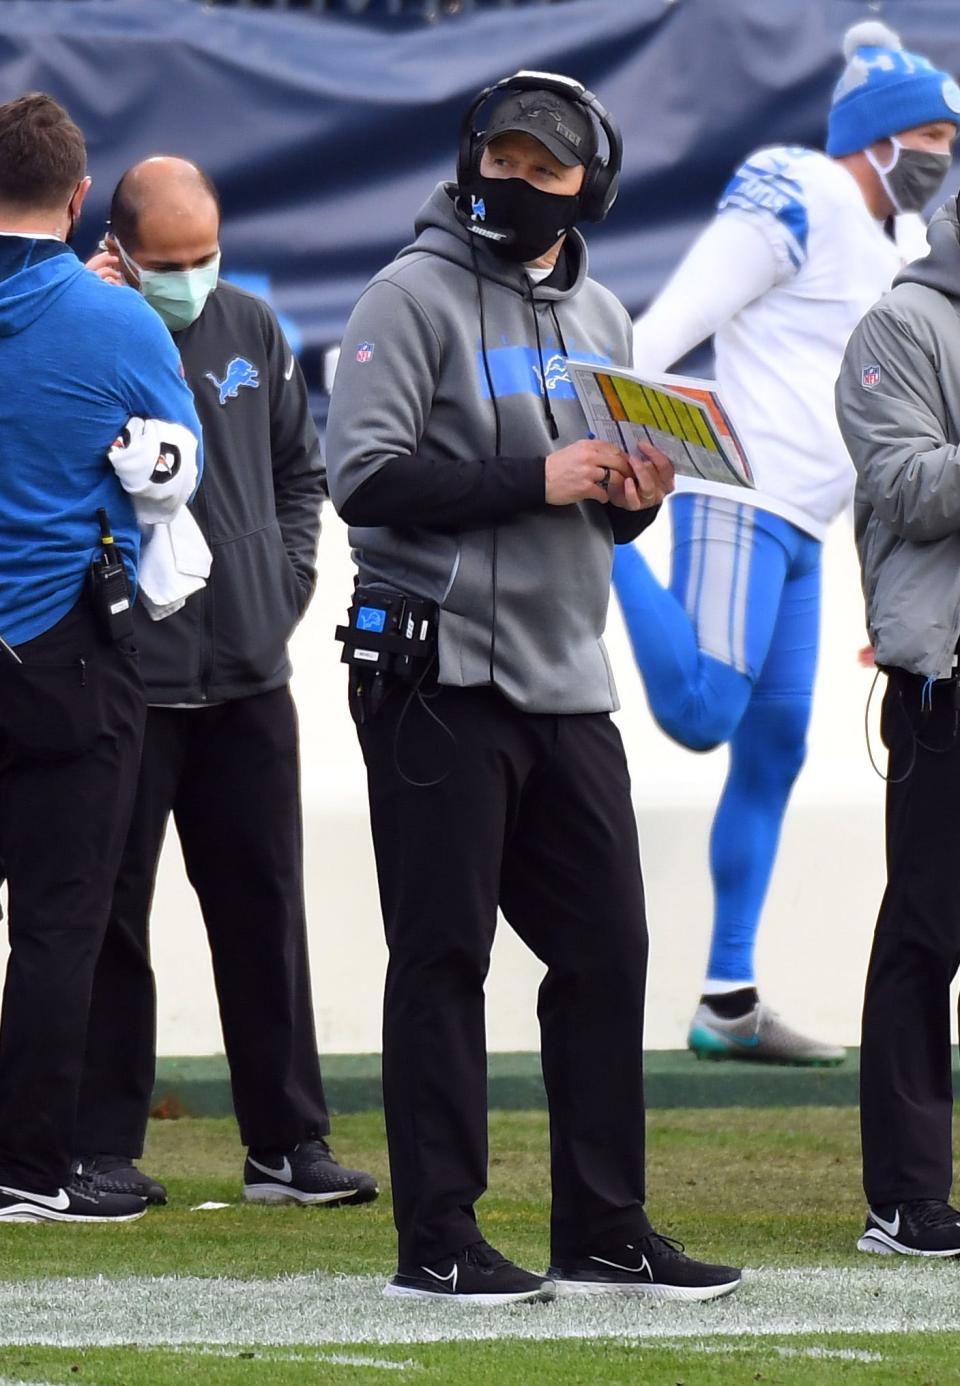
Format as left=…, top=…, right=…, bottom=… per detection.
left=115, top=297, right=204, bottom=486
left=717, top=147, right=810, bottom=276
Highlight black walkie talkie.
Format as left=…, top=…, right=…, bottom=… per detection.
left=88, top=507, right=134, bottom=642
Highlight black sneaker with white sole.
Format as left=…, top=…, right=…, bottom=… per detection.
left=242, top=1138, right=379, bottom=1206
left=72, top=1155, right=167, bottom=1206
left=857, top=1199, right=960, bottom=1257
left=385, top=1239, right=556, bottom=1304
left=548, top=1232, right=742, bottom=1301
left=0, top=1173, right=146, bottom=1223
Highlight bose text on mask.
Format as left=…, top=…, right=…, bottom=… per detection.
left=461, top=175, right=580, bottom=264
left=114, top=238, right=221, bottom=331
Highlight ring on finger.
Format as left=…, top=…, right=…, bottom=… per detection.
left=598, top=466, right=610, bottom=491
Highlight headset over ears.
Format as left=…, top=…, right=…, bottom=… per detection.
left=457, top=69, right=623, bottom=224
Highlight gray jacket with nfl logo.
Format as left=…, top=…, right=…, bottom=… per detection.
left=836, top=199, right=960, bottom=680
left=325, top=181, right=649, bottom=716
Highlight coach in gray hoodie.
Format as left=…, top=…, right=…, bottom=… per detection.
left=836, top=193, right=960, bottom=1259
left=326, top=72, right=741, bottom=1304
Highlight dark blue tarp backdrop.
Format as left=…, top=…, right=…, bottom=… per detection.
left=3, top=0, right=960, bottom=416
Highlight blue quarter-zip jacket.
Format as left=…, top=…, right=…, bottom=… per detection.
left=0, top=236, right=202, bottom=645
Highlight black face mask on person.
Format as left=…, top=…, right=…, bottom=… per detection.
left=460, top=173, right=581, bottom=264
left=865, top=138, right=953, bottom=214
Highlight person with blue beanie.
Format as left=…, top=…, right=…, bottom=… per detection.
left=0, top=93, right=201, bottom=1223
left=617, top=23, right=959, bottom=1065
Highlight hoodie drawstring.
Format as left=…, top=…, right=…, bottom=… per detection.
left=549, top=303, right=569, bottom=359
left=528, top=280, right=560, bottom=441
left=469, top=236, right=501, bottom=686
left=469, top=236, right=502, bottom=455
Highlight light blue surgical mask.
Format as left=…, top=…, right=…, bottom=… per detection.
left=114, top=237, right=220, bottom=331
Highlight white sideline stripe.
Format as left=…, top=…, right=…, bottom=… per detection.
left=319, top=1357, right=413, bottom=1372
left=181, top=1347, right=415, bottom=1370
left=0, top=1267, right=959, bottom=1347
left=0, top=1380, right=107, bottom=1386
left=659, top=1342, right=883, bottom=1364
left=776, top=1346, right=883, bottom=1363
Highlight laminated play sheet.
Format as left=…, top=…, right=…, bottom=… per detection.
left=569, top=361, right=754, bottom=489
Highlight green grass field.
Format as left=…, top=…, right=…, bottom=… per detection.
left=1, top=1108, right=959, bottom=1384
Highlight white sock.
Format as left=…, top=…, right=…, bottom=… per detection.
left=701, top=979, right=756, bottom=996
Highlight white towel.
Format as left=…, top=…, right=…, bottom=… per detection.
left=108, top=415, right=200, bottom=522
left=138, top=509, right=212, bottom=620
left=108, top=414, right=211, bottom=620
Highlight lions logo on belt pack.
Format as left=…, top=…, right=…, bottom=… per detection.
left=861, top=363, right=882, bottom=390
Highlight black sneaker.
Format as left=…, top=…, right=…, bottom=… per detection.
left=243, top=1137, right=379, bottom=1206
left=857, top=1199, right=960, bottom=1257
left=548, top=1232, right=742, bottom=1301
left=385, top=1239, right=556, bottom=1304
left=72, top=1155, right=167, bottom=1206
left=0, top=1173, right=146, bottom=1223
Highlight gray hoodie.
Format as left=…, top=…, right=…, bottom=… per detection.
left=325, top=181, right=635, bottom=714
left=836, top=199, right=960, bottom=680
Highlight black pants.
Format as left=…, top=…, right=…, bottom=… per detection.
left=354, top=673, right=651, bottom=1267
left=76, top=685, right=329, bottom=1157
left=861, top=669, right=960, bottom=1205
left=0, top=597, right=144, bottom=1191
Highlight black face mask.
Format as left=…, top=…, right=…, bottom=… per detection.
left=460, top=173, right=581, bottom=264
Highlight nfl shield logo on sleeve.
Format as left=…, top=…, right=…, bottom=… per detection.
left=356, top=342, right=375, bottom=364
left=861, top=363, right=881, bottom=390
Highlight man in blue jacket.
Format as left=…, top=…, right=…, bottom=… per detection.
left=0, top=93, right=202, bottom=1222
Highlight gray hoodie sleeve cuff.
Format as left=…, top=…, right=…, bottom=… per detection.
left=336, top=453, right=546, bottom=529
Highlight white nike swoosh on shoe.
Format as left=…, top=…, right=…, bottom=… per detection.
left=0, top=1185, right=70, bottom=1211
left=588, top=1253, right=653, bottom=1278
left=870, top=1209, right=901, bottom=1237
left=421, top=1264, right=458, bottom=1293
left=247, top=1155, right=293, bottom=1184
left=284, top=357, right=295, bottom=381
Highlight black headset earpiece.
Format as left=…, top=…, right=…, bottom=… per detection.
left=457, top=69, right=622, bottom=223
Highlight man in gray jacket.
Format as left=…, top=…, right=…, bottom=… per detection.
left=327, top=71, right=741, bottom=1303
left=837, top=194, right=960, bottom=1258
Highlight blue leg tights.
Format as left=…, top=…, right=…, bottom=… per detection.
left=613, top=494, right=821, bottom=987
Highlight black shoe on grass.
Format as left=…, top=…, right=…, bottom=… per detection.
left=548, top=1232, right=742, bottom=1301
left=385, top=1239, right=556, bottom=1304
left=72, top=1155, right=167, bottom=1206
left=0, top=1174, right=146, bottom=1223
left=243, top=1138, right=379, bottom=1206
left=858, top=1200, right=960, bottom=1257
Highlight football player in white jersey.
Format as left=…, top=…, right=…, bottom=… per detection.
left=615, top=22, right=959, bottom=1064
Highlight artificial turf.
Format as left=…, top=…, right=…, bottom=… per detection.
left=0, top=1108, right=958, bottom=1385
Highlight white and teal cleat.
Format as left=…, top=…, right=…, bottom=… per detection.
left=688, top=1001, right=846, bottom=1067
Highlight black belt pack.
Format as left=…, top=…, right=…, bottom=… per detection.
left=335, top=585, right=437, bottom=682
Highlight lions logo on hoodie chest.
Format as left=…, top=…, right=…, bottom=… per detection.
left=476, top=340, right=611, bottom=401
